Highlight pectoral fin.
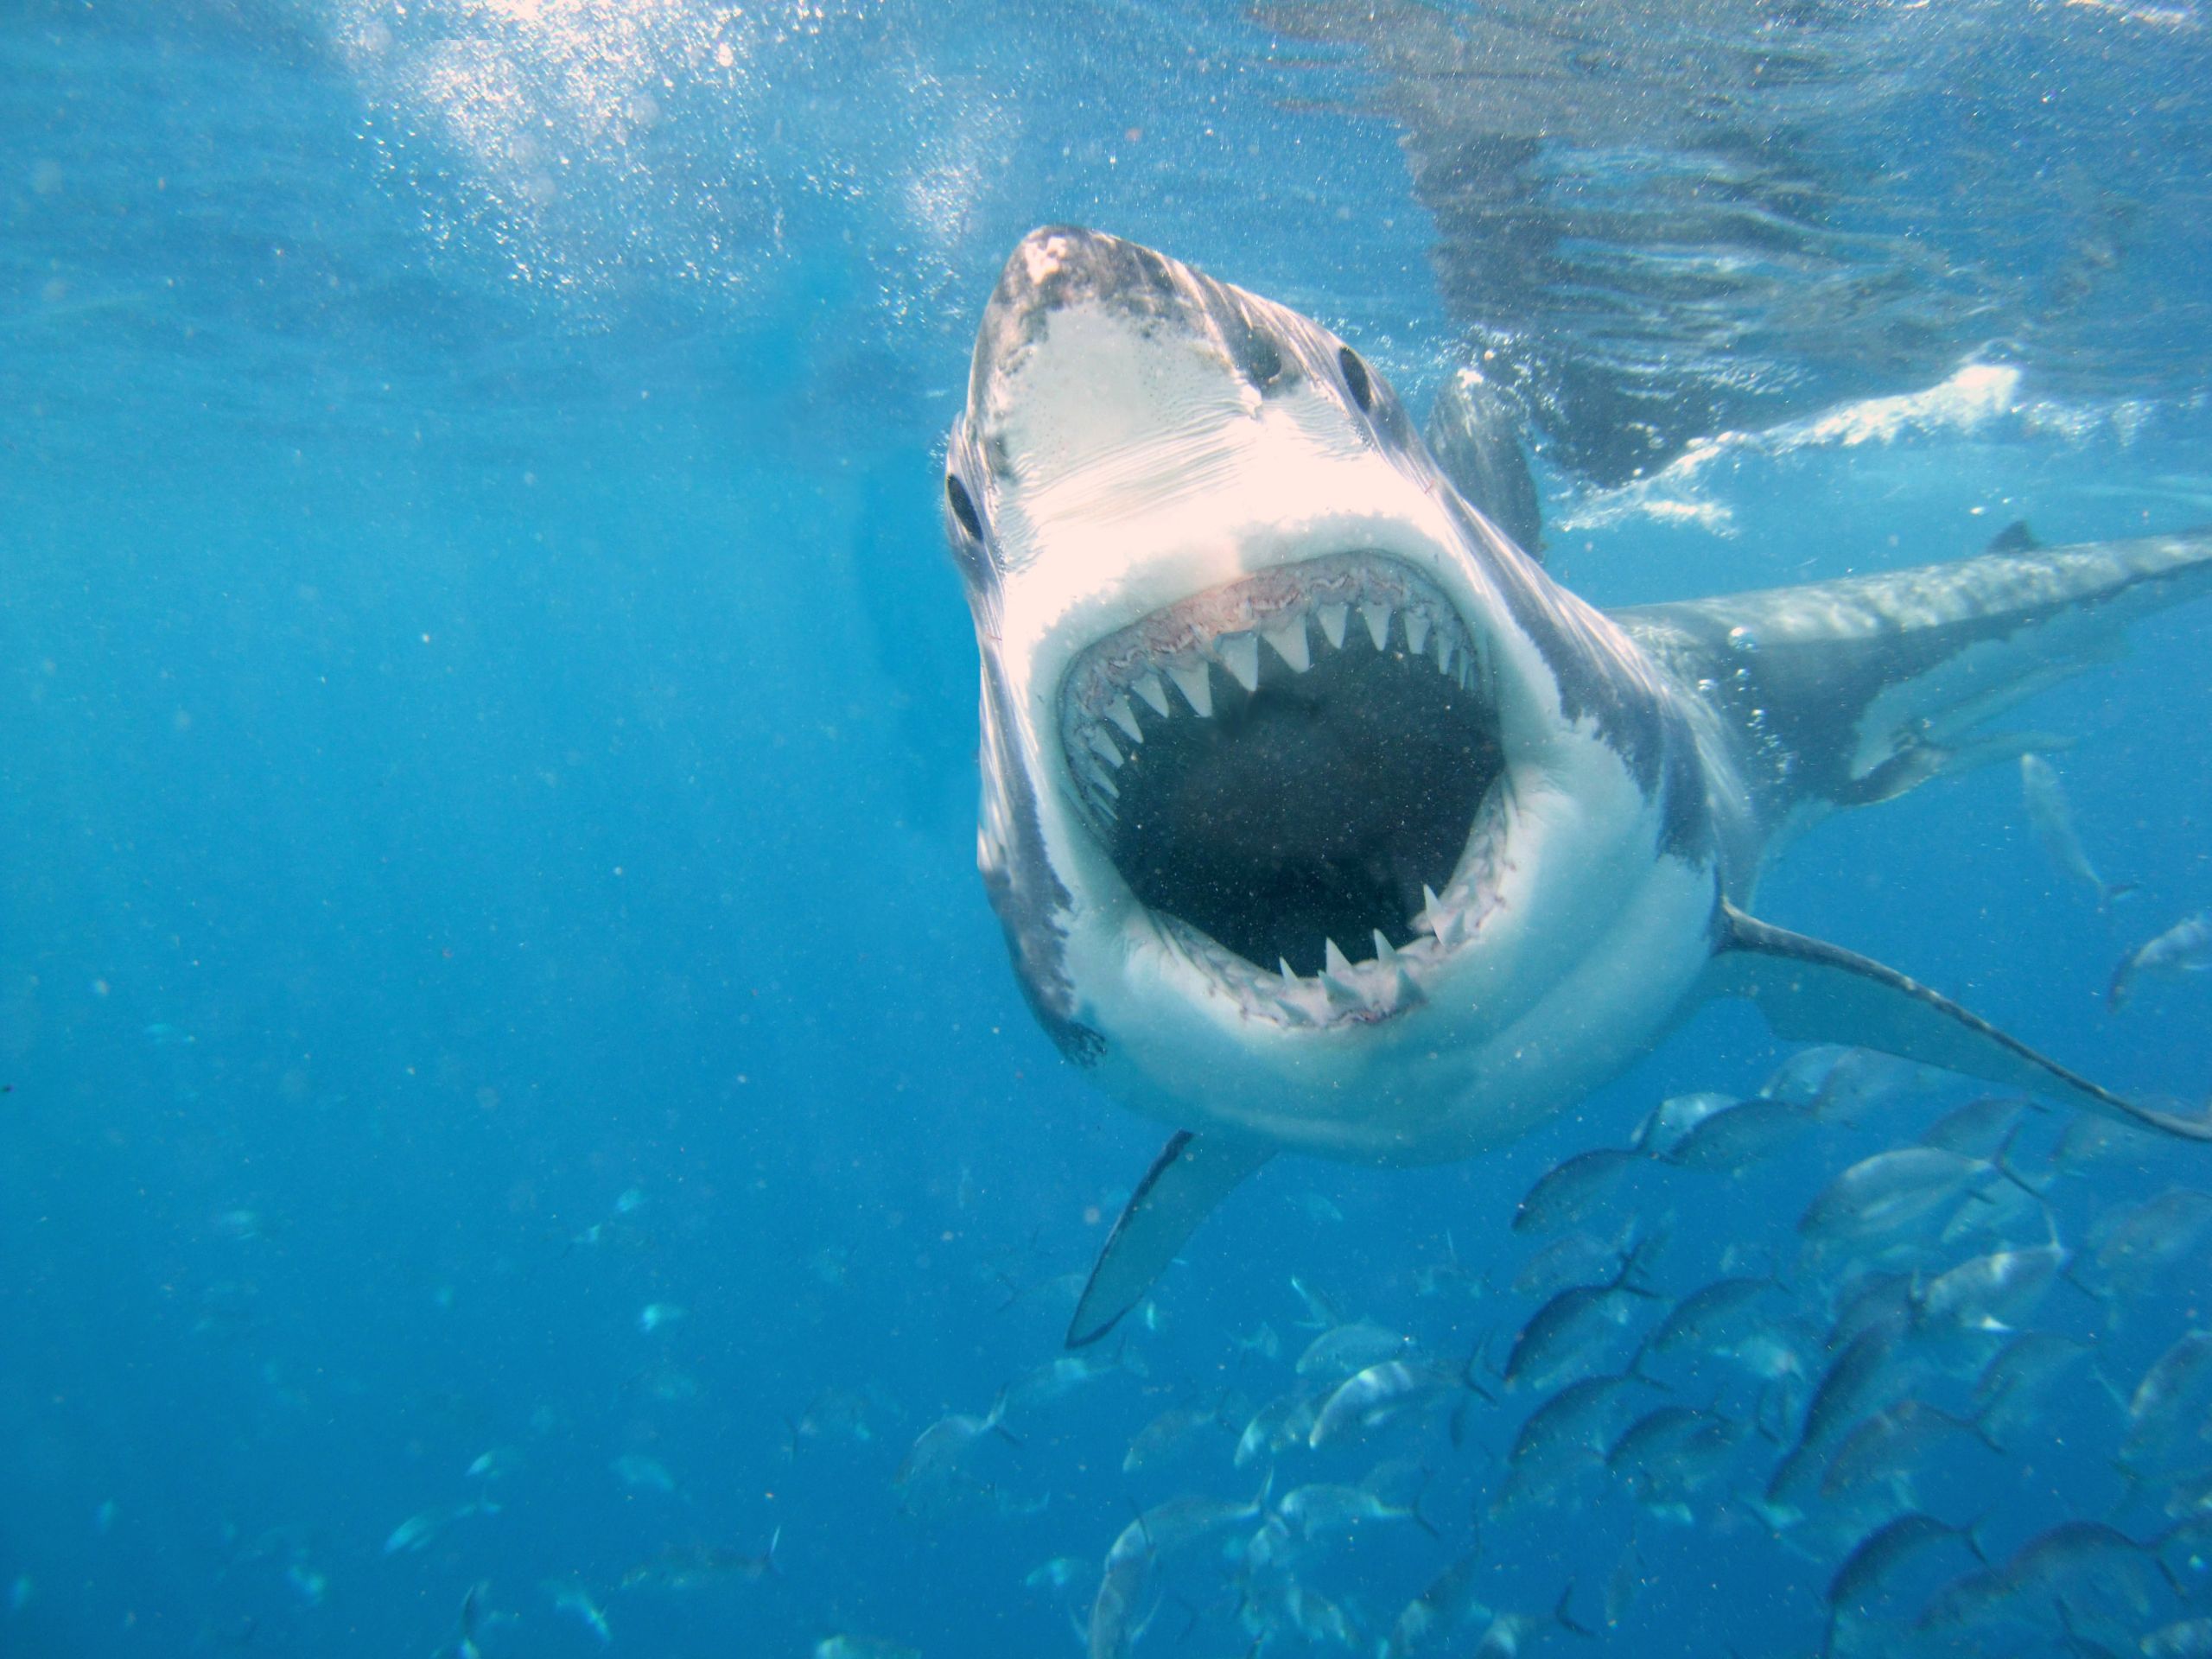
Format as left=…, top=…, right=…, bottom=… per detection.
left=1709, top=901, right=2212, bottom=1142
left=1067, top=1131, right=1275, bottom=1349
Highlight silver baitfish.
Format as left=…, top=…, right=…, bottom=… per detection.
left=2110, top=909, right=2212, bottom=1010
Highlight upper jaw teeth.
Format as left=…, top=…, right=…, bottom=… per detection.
left=1058, top=553, right=1491, bottom=816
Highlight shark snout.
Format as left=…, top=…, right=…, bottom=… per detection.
left=982, top=226, right=1203, bottom=349
left=963, top=226, right=1329, bottom=521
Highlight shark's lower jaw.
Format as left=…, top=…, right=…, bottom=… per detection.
left=1058, top=551, right=1510, bottom=1026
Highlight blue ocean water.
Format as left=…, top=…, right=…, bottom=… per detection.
left=4, top=3, right=2212, bottom=1656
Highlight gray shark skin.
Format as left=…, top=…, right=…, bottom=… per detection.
left=939, top=228, right=2212, bottom=1348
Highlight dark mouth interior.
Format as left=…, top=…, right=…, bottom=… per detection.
left=1106, top=639, right=1499, bottom=979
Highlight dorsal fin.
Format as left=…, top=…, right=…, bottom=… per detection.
left=1983, top=518, right=2040, bottom=555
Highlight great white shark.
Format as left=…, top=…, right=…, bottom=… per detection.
left=940, top=227, right=2212, bottom=1349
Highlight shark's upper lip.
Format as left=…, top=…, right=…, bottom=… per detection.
left=1058, top=550, right=1513, bottom=1022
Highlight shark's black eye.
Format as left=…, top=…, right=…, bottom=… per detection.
left=946, top=474, right=984, bottom=541
left=1338, top=347, right=1372, bottom=413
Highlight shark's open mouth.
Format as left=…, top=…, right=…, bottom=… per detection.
left=1060, top=553, right=1510, bottom=1012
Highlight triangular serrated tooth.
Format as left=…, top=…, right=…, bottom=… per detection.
left=1132, top=673, right=1173, bottom=718
left=1371, top=930, right=1397, bottom=964
left=1278, top=957, right=1298, bottom=983
left=1077, top=756, right=1120, bottom=803
left=1106, top=697, right=1143, bottom=743
left=1274, top=996, right=1318, bottom=1027
left=1437, top=899, right=1474, bottom=947
left=1421, top=885, right=1446, bottom=938
left=1167, top=661, right=1213, bottom=717
left=1360, top=603, right=1391, bottom=651
left=1405, top=612, right=1432, bottom=656
left=1434, top=634, right=1455, bottom=677
left=1323, top=937, right=1354, bottom=981
left=1262, top=618, right=1312, bottom=673
left=1087, top=728, right=1124, bottom=767
left=1317, top=604, right=1348, bottom=650
left=1217, top=632, right=1261, bottom=692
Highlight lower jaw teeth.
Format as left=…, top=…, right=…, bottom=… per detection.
left=1144, top=784, right=1510, bottom=1025
left=1164, top=917, right=1429, bottom=1023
